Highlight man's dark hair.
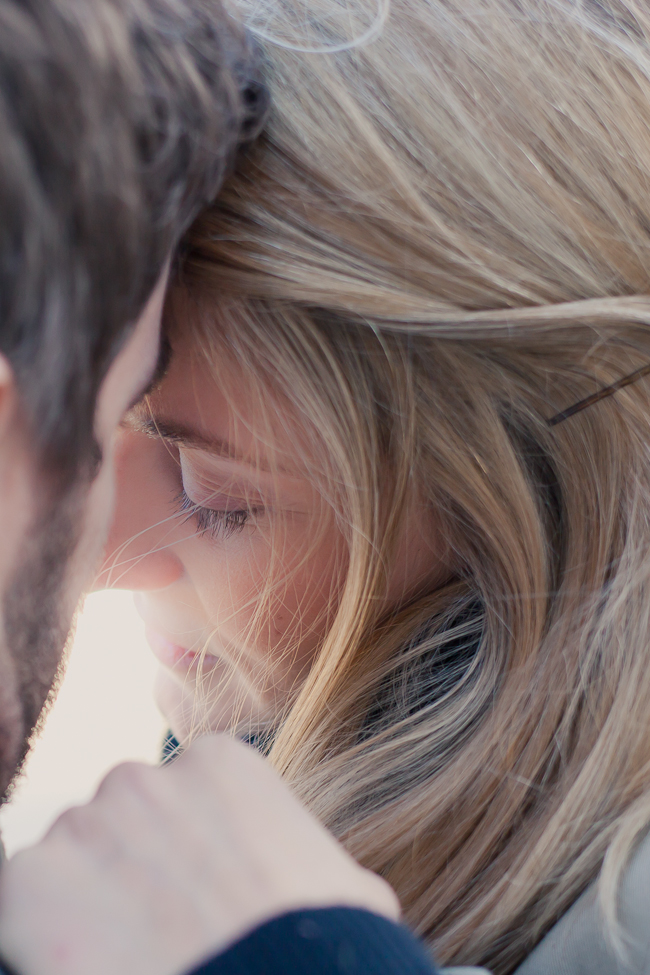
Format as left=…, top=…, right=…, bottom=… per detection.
left=0, top=0, right=265, bottom=479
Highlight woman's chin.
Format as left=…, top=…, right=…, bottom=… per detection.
left=153, top=666, right=262, bottom=744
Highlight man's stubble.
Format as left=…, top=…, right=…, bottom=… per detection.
left=0, top=483, right=85, bottom=802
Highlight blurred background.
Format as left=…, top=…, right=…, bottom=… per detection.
left=0, top=589, right=165, bottom=857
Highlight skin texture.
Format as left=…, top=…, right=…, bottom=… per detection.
left=98, top=329, right=449, bottom=743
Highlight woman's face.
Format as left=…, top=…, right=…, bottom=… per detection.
left=100, top=329, right=448, bottom=742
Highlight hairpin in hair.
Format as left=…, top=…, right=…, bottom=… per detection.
left=547, top=363, right=650, bottom=426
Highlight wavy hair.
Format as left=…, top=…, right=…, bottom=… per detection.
left=177, top=0, right=650, bottom=969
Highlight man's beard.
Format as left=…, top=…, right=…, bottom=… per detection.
left=0, top=486, right=84, bottom=802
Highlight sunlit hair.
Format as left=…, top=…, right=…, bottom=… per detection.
left=176, top=0, right=650, bottom=969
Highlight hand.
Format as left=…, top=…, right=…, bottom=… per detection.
left=0, top=735, right=400, bottom=975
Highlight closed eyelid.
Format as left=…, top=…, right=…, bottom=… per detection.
left=180, top=464, right=313, bottom=520
left=179, top=453, right=268, bottom=507
left=183, top=488, right=264, bottom=511
left=176, top=446, right=320, bottom=512
left=179, top=449, right=305, bottom=496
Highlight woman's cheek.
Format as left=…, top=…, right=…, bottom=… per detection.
left=192, top=537, right=276, bottom=641
left=163, top=518, right=343, bottom=740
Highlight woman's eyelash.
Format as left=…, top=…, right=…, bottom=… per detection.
left=173, top=489, right=254, bottom=540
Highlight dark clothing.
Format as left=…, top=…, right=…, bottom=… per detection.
left=0, top=909, right=437, bottom=975
left=189, top=908, right=437, bottom=975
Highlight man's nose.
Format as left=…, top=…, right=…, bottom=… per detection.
left=94, top=427, right=183, bottom=591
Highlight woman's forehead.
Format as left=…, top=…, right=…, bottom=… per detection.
left=143, top=335, right=312, bottom=477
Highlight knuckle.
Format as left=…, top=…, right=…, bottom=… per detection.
left=97, top=760, right=155, bottom=797
left=45, top=804, right=105, bottom=852
left=50, top=804, right=90, bottom=836
left=365, top=870, right=401, bottom=919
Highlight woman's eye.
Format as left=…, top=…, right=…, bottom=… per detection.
left=172, top=488, right=256, bottom=540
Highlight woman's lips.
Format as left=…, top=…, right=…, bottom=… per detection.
left=145, top=627, right=199, bottom=670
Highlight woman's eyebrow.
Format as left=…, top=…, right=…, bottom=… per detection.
left=133, top=412, right=241, bottom=460
left=131, top=409, right=301, bottom=478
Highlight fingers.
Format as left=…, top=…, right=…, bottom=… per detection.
left=0, top=734, right=402, bottom=975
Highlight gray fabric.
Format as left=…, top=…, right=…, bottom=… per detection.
left=515, top=831, right=650, bottom=975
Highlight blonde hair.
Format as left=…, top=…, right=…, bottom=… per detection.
left=178, top=0, right=650, bottom=969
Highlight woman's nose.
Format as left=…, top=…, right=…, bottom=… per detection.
left=94, top=427, right=184, bottom=591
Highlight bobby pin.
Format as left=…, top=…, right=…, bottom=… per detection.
left=547, top=362, right=650, bottom=426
